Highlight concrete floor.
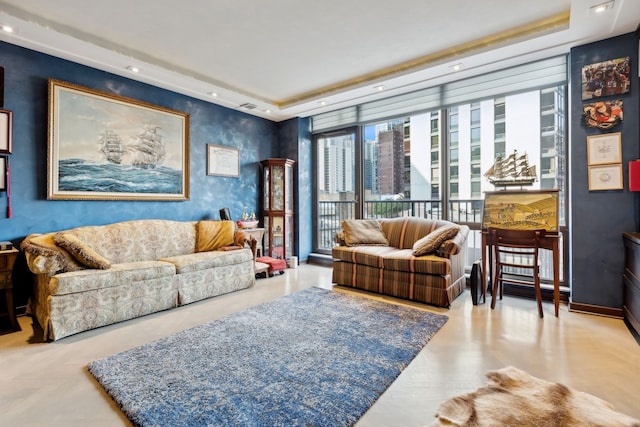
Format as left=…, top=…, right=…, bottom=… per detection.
left=1, top=264, right=639, bottom=426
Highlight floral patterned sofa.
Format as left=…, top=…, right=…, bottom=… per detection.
left=21, top=219, right=257, bottom=341
left=332, top=217, right=469, bottom=307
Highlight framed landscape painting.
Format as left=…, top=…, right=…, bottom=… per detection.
left=482, top=190, right=559, bottom=232
left=47, top=79, right=190, bottom=200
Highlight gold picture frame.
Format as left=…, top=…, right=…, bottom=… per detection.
left=587, top=132, right=622, bottom=166
left=588, top=164, right=623, bottom=191
left=482, top=190, right=559, bottom=232
left=47, top=79, right=190, bottom=200
left=206, top=144, right=240, bottom=177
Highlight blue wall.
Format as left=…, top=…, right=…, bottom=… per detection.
left=570, top=32, right=639, bottom=311
left=0, top=41, right=280, bottom=245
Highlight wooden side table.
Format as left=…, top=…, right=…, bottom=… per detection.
left=0, top=248, right=19, bottom=331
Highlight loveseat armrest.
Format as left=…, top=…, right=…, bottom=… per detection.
left=234, top=231, right=258, bottom=260
left=439, top=225, right=470, bottom=257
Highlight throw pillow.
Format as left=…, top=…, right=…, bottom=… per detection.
left=53, top=233, right=111, bottom=269
left=342, top=219, right=389, bottom=246
left=412, top=224, right=460, bottom=256
left=197, top=220, right=235, bottom=252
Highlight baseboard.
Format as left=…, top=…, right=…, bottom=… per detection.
left=307, top=253, right=333, bottom=267
left=568, top=301, right=624, bottom=318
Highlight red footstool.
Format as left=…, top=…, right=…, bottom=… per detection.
left=256, top=256, right=287, bottom=276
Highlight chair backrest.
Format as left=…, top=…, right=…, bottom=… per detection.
left=489, top=227, right=547, bottom=267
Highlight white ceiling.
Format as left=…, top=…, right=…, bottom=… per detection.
left=0, top=0, right=638, bottom=122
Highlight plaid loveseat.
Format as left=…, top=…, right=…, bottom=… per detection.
left=332, top=217, right=469, bottom=307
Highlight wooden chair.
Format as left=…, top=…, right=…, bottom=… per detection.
left=488, top=227, right=547, bottom=318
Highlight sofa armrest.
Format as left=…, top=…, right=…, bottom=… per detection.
left=234, top=231, right=258, bottom=260
left=439, top=225, right=470, bottom=257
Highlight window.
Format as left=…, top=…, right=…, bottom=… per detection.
left=312, top=57, right=568, bottom=287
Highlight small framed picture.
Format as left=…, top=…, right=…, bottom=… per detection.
left=207, top=144, right=240, bottom=177
left=0, top=109, right=12, bottom=154
left=0, top=156, right=6, bottom=191
left=588, top=164, right=623, bottom=191
left=587, top=132, right=621, bottom=166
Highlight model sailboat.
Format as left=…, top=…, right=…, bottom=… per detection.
left=484, top=150, right=537, bottom=187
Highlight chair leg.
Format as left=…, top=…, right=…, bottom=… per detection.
left=491, top=267, right=500, bottom=309
left=534, top=268, right=543, bottom=318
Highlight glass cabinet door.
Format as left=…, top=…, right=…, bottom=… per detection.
left=261, top=158, right=295, bottom=260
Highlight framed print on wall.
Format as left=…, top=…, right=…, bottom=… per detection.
left=581, top=56, right=630, bottom=100
left=588, top=164, right=623, bottom=191
left=587, top=132, right=622, bottom=166
left=206, top=144, right=239, bottom=177
left=47, top=79, right=190, bottom=200
left=0, top=156, right=5, bottom=191
left=0, top=109, right=11, bottom=154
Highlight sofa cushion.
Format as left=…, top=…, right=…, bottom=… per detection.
left=21, top=233, right=84, bottom=272
left=49, top=260, right=176, bottom=296
left=380, top=217, right=448, bottom=249
left=332, top=245, right=399, bottom=268
left=54, top=233, right=112, bottom=269
left=412, top=224, right=461, bottom=256
left=439, top=225, right=469, bottom=256
left=196, top=220, right=235, bottom=252
left=342, top=219, right=389, bottom=246
left=161, top=248, right=253, bottom=274
left=382, top=249, right=451, bottom=275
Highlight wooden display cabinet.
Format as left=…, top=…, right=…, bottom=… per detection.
left=261, top=158, right=295, bottom=260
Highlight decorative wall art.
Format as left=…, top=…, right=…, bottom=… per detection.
left=481, top=190, right=559, bottom=232
left=581, top=56, right=630, bottom=100
left=587, top=132, right=622, bottom=166
left=206, top=144, right=240, bottom=177
left=588, top=164, right=623, bottom=191
left=47, top=79, right=190, bottom=200
left=0, top=109, right=11, bottom=154
left=582, top=100, right=623, bottom=129
left=0, top=156, right=5, bottom=191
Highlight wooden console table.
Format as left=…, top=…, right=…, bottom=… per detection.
left=481, top=230, right=560, bottom=317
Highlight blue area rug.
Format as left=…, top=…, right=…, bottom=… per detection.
left=88, top=287, right=448, bottom=426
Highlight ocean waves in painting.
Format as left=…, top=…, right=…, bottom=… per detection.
left=58, top=159, right=182, bottom=194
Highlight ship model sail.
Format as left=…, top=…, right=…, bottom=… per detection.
left=484, top=150, right=537, bottom=187
left=127, top=125, right=166, bottom=169
left=98, top=129, right=126, bottom=164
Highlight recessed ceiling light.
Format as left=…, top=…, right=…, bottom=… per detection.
left=319, top=101, right=327, bottom=106
left=264, top=109, right=271, bottom=114
left=1, top=25, right=15, bottom=33
left=126, top=65, right=140, bottom=73
left=451, top=63, right=464, bottom=71
left=374, top=85, right=386, bottom=92
left=208, top=91, right=218, bottom=97
left=590, top=1, right=614, bottom=14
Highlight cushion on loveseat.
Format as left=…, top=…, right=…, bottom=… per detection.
left=341, top=219, right=389, bottom=246
left=412, top=224, right=460, bottom=256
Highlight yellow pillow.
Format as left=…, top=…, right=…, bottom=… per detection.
left=412, top=224, right=460, bottom=256
left=53, top=233, right=111, bottom=269
left=197, top=220, right=235, bottom=252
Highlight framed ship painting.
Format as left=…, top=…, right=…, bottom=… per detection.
left=47, top=79, right=190, bottom=200
left=482, top=190, right=559, bottom=232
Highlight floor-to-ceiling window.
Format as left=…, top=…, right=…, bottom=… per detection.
left=311, top=56, right=568, bottom=288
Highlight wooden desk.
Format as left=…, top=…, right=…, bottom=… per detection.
left=481, top=230, right=560, bottom=317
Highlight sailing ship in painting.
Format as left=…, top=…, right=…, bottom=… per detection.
left=98, top=125, right=166, bottom=168
left=484, top=150, right=537, bottom=187
left=128, top=125, right=166, bottom=168
left=98, top=129, right=126, bottom=164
